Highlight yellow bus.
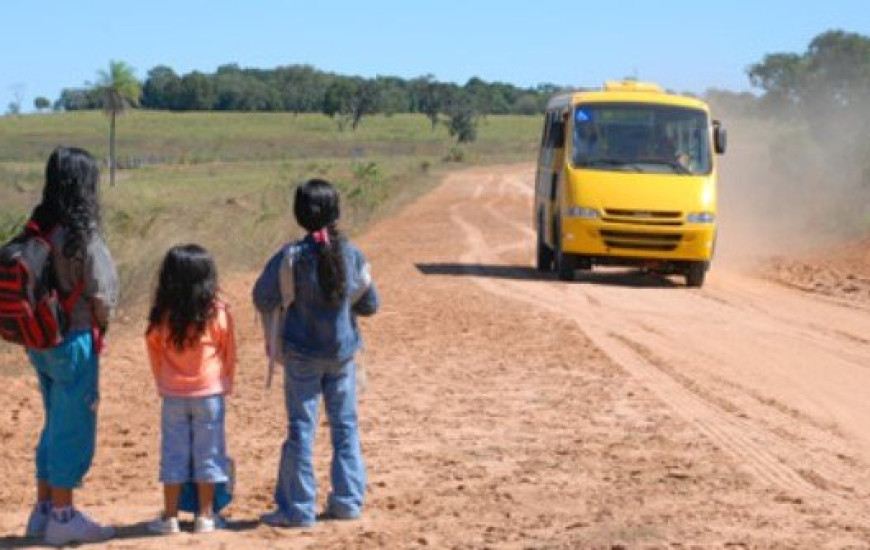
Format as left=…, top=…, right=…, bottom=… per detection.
left=533, top=80, right=727, bottom=286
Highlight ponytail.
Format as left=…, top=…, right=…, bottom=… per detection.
left=294, top=179, right=346, bottom=307
left=314, top=224, right=346, bottom=306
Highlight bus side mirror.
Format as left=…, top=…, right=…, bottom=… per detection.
left=713, top=120, right=727, bottom=155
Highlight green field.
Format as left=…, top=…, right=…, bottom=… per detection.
left=0, top=111, right=541, bottom=309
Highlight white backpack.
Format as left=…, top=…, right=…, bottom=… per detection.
left=260, top=245, right=297, bottom=387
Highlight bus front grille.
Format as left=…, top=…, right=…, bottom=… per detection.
left=599, top=230, right=682, bottom=251
left=602, top=209, right=683, bottom=226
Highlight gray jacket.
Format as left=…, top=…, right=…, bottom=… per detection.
left=48, top=228, right=119, bottom=332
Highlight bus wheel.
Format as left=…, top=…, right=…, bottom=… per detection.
left=685, top=261, right=708, bottom=287
left=536, top=217, right=554, bottom=272
left=555, top=226, right=576, bottom=281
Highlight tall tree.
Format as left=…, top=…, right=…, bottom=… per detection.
left=6, top=84, right=24, bottom=116
left=747, top=52, right=804, bottom=116
left=55, top=88, right=101, bottom=111
left=141, top=65, right=181, bottom=109
left=323, top=78, right=380, bottom=130
left=94, top=60, right=141, bottom=186
left=178, top=71, right=216, bottom=110
left=442, top=88, right=479, bottom=143
left=33, top=96, right=51, bottom=112
left=412, top=75, right=447, bottom=129
left=274, top=65, right=330, bottom=114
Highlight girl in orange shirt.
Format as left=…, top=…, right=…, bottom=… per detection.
left=145, top=244, right=236, bottom=535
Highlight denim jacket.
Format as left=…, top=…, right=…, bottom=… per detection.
left=252, top=236, right=379, bottom=361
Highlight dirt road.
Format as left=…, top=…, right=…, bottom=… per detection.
left=3, top=164, right=870, bottom=548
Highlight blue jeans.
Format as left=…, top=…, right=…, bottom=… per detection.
left=275, top=355, right=365, bottom=525
left=27, top=330, right=99, bottom=489
left=160, top=395, right=230, bottom=484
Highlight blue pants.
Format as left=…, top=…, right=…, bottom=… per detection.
left=160, top=395, right=230, bottom=484
left=275, top=356, right=366, bottom=525
left=27, top=330, right=99, bottom=489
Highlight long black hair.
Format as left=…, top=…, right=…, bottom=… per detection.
left=147, top=244, right=219, bottom=350
left=294, top=179, right=346, bottom=306
left=35, top=146, right=101, bottom=258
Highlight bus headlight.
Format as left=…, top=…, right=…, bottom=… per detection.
left=687, top=212, right=715, bottom=223
left=565, top=206, right=600, bottom=219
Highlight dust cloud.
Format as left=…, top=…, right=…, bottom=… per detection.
left=714, top=105, right=869, bottom=269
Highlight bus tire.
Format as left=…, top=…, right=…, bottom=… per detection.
left=685, top=261, right=708, bottom=287
left=536, top=216, right=554, bottom=272
left=555, top=224, right=576, bottom=281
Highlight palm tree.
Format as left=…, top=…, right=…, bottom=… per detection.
left=94, top=60, right=141, bottom=186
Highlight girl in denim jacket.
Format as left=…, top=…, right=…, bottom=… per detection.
left=253, top=179, right=379, bottom=528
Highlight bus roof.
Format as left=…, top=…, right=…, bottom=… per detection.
left=546, top=80, right=709, bottom=112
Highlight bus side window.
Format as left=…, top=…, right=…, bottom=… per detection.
left=549, top=117, right=565, bottom=149
left=538, top=112, right=556, bottom=199
left=539, top=112, right=554, bottom=166
left=540, top=112, right=552, bottom=148
left=547, top=113, right=567, bottom=201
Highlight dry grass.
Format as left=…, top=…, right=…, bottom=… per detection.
left=0, top=111, right=541, bottom=314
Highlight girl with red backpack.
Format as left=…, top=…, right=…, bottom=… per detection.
left=23, top=146, right=119, bottom=545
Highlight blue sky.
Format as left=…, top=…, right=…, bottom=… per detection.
left=2, top=0, right=869, bottom=112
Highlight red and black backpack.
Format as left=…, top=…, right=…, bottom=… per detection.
left=0, top=221, right=83, bottom=349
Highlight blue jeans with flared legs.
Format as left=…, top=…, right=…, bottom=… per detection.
left=274, top=355, right=365, bottom=525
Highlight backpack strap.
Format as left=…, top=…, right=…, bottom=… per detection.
left=23, top=220, right=51, bottom=244
left=61, top=279, right=86, bottom=314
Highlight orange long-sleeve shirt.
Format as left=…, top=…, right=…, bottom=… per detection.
left=146, top=302, right=237, bottom=397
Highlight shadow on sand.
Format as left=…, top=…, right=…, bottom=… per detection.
left=415, top=262, right=681, bottom=289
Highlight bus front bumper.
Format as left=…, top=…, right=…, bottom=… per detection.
left=561, top=218, right=715, bottom=263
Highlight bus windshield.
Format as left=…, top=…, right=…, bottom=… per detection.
left=572, top=103, right=712, bottom=175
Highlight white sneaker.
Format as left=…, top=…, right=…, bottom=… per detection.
left=194, top=515, right=225, bottom=533
left=146, top=515, right=181, bottom=534
left=25, top=504, right=50, bottom=537
left=44, top=510, right=115, bottom=546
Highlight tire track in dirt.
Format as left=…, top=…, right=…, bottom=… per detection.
left=702, top=279, right=870, bottom=365
left=444, top=168, right=870, bottom=509
left=607, top=332, right=859, bottom=494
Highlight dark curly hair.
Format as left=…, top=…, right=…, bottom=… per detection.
left=35, top=146, right=102, bottom=258
left=147, top=244, right=218, bottom=350
left=294, top=179, right=346, bottom=306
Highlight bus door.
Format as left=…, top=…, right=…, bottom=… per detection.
left=536, top=109, right=568, bottom=246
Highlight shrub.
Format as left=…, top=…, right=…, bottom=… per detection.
left=443, top=146, right=465, bottom=163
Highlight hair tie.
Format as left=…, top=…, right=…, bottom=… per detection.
left=312, top=228, right=330, bottom=246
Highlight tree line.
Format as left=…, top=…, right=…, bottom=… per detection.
left=31, top=29, right=870, bottom=181
left=54, top=64, right=562, bottom=133
left=35, top=29, right=870, bottom=129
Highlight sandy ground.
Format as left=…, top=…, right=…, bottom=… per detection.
left=2, top=164, right=870, bottom=548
